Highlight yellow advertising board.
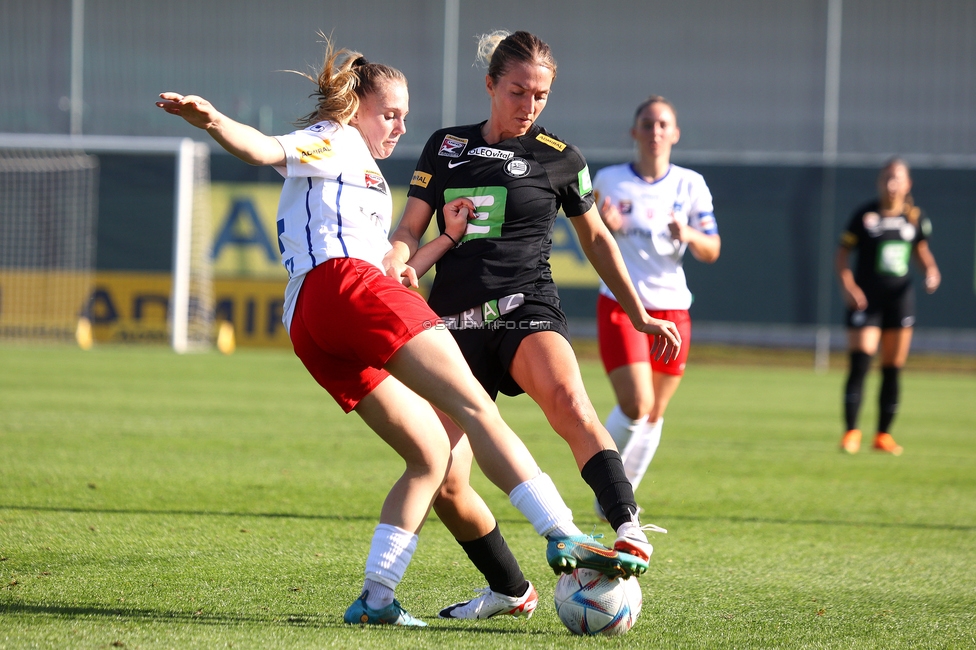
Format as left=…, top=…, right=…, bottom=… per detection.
left=83, top=271, right=291, bottom=347
left=0, top=269, right=91, bottom=341
left=210, top=182, right=286, bottom=279
left=207, top=181, right=599, bottom=290
left=0, top=182, right=600, bottom=349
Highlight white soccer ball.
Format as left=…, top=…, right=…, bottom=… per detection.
left=553, top=568, right=643, bottom=636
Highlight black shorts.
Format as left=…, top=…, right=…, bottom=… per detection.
left=448, top=301, right=571, bottom=399
left=846, top=282, right=916, bottom=330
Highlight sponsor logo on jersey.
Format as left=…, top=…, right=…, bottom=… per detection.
left=619, top=200, right=633, bottom=214
left=364, top=170, right=388, bottom=194
left=307, top=124, right=327, bottom=133
left=410, top=170, right=432, bottom=188
left=468, top=146, right=514, bottom=160
left=504, top=157, right=530, bottom=178
left=438, top=135, right=468, bottom=157
left=296, top=140, right=333, bottom=162
left=863, top=211, right=880, bottom=230
left=578, top=165, right=592, bottom=195
left=619, top=226, right=656, bottom=240
left=877, top=240, right=911, bottom=275
left=447, top=159, right=470, bottom=169
left=900, top=223, right=916, bottom=241
left=698, top=213, right=718, bottom=234
left=535, top=133, right=566, bottom=151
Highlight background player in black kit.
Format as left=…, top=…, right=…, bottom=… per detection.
left=836, top=158, right=941, bottom=456
left=385, top=30, right=680, bottom=620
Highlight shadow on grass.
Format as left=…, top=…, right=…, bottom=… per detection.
left=494, top=512, right=976, bottom=533
left=647, top=512, right=976, bottom=532
left=0, top=504, right=375, bottom=523
left=2, top=504, right=973, bottom=532
left=0, top=603, right=552, bottom=635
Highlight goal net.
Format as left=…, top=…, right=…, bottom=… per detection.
left=0, top=149, right=98, bottom=344
left=0, top=135, right=214, bottom=352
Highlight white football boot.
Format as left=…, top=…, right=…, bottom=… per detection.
left=614, top=511, right=667, bottom=563
left=438, top=582, right=538, bottom=620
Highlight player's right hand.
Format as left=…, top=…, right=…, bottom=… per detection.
left=156, top=93, right=220, bottom=130
left=841, top=284, right=868, bottom=311
left=596, top=193, right=623, bottom=232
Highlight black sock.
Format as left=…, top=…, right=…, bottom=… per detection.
left=844, top=351, right=872, bottom=430
left=878, top=366, right=900, bottom=433
left=581, top=449, right=638, bottom=531
left=458, top=523, right=528, bottom=598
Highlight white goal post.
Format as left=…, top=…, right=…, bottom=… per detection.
left=0, top=133, right=213, bottom=352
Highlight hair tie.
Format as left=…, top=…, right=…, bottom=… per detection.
left=352, top=56, right=369, bottom=68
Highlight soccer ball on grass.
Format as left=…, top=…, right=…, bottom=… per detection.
left=553, top=568, right=642, bottom=635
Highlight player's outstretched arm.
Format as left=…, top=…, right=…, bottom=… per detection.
left=156, top=92, right=285, bottom=167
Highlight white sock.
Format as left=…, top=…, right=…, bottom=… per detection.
left=605, top=405, right=648, bottom=454
left=362, top=523, right=417, bottom=608
left=363, top=578, right=395, bottom=610
left=508, top=472, right=582, bottom=538
left=621, top=417, right=663, bottom=491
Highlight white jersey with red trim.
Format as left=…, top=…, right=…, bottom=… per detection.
left=593, top=163, right=718, bottom=310
left=272, top=121, right=393, bottom=331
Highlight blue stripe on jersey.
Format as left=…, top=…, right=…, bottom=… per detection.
left=335, top=173, right=349, bottom=257
left=304, top=177, right=318, bottom=268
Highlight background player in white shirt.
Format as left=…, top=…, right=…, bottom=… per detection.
left=594, top=96, right=721, bottom=514
left=157, top=39, right=622, bottom=628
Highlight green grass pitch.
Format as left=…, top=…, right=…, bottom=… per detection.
left=1, top=345, right=974, bottom=648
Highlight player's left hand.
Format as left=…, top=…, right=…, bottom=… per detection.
left=667, top=216, right=690, bottom=243
left=925, top=268, right=941, bottom=293
left=639, top=317, right=681, bottom=361
left=382, top=249, right=418, bottom=288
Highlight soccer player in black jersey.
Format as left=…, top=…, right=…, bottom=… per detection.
left=384, top=30, right=680, bottom=620
left=836, top=158, right=940, bottom=456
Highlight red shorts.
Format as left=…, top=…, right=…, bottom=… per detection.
left=289, top=258, right=438, bottom=413
left=597, top=294, right=691, bottom=376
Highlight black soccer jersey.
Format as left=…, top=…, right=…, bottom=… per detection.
left=840, top=201, right=931, bottom=295
left=407, top=122, right=595, bottom=316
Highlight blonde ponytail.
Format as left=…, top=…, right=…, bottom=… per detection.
left=291, top=34, right=405, bottom=127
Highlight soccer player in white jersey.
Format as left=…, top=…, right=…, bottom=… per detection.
left=157, top=38, right=635, bottom=628
left=593, top=96, right=721, bottom=515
